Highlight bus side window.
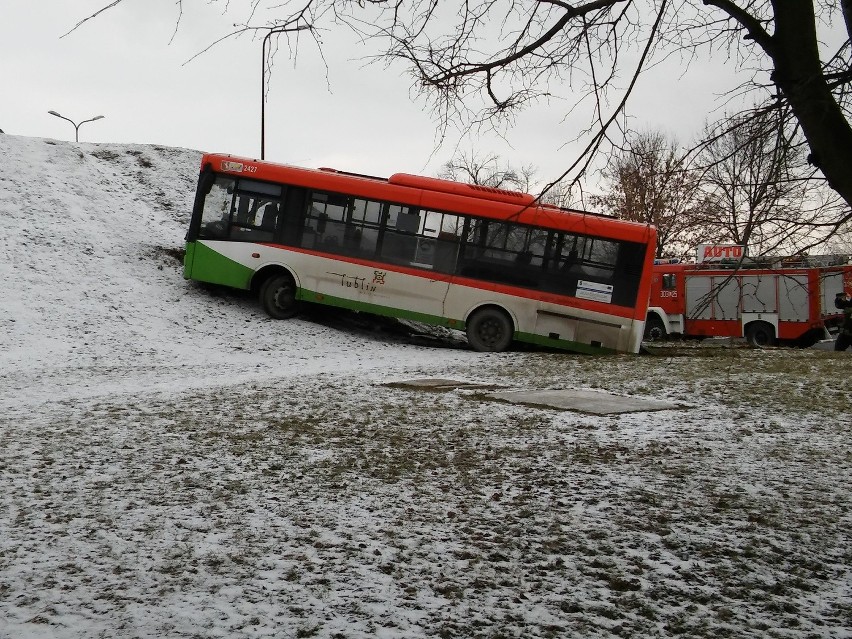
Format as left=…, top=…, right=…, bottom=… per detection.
left=380, top=206, right=420, bottom=265
left=396, top=210, right=422, bottom=233
left=302, top=191, right=347, bottom=253
left=456, top=219, right=540, bottom=287
left=235, top=196, right=252, bottom=225
left=344, top=198, right=382, bottom=258
left=280, top=187, right=306, bottom=246
left=609, top=241, right=646, bottom=307
left=230, top=196, right=279, bottom=240
left=432, top=212, right=462, bottom=273
left=255, top=203, right=279, bottom=240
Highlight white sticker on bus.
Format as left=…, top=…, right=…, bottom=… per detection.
left=221, top=161, right=244, bottom=172
left=576, top=280, right=613, bottom=304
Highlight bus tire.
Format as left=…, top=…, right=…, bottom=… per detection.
left=745, top=321, right=775, bottom=348
left=466, top=307, right=514, bottom=352
left=644, top=315, right=667, bottom=341
left=260, top=273, right=300, bottom=319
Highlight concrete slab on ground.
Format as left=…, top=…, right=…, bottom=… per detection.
left=486, top=389, right=680, bottom=414
left=386, top=378, right=503, bottom=391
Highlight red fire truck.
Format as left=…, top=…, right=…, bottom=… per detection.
left=645, top=246, right=852, bottom=347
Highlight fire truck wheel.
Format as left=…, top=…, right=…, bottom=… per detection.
left=466, top=307, right=514, bottom=352
left=260, top=273, right=301, bottom=319
left=644, top=316, right=667, bottom=341
left=745, top=321, right=775, bottom=348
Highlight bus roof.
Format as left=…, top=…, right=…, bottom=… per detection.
left=201, top=153, right=655, bottom=243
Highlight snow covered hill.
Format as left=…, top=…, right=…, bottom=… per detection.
left=1, top=137, right=198, bottom=373
left=0, top=135, right=475, bottom=414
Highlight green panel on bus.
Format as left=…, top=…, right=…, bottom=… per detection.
left=185, top=241, right=255, bottom=289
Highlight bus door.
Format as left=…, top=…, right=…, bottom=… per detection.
left=296, top=196, right=454, bottom=319
left=365, top=206, right=456, bottom=320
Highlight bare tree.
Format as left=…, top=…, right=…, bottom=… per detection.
left=591, top=130, right=706, bottom=258
left=695, top=109, right=847, bottom=255
left=439, top=151, right=581, bottom=208
left=77, top=1, right=852, bottom=216
left=372, top=1, right=852, bottom=212
left=439, top=152, right=534, bottom=191
left=823, top=224, right=852, bottom=255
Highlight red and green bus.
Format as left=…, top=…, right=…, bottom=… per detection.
left=184, top=153, right=657, bottom=353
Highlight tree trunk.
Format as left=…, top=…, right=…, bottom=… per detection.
left=770, top=0, right=852, bottom=210
left=842, top=0, right=852, bottom=44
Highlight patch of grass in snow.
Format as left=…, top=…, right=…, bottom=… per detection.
left=125, top=149, right=154, bottom=168
left=89, top=149, right=122, bottom=162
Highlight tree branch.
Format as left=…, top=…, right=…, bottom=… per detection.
left=701, top=0, right=774, bottom=55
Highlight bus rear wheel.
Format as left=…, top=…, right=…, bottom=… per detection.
left=466, top=308, right=514, bottom=352
left=260, top=273, right=300, bottom=319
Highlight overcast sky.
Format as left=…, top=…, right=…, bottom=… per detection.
left=3, top=0, right=758, bottom=192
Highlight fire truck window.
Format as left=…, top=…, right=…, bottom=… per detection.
left=662, top=274, right=676, bottom=290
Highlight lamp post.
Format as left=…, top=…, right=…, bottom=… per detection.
left=261, top=27, right=290, bottom=160
left=48, top=111, right=105, bottom=142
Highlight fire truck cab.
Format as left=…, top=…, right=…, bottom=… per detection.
left=645, top=250, right=852, bottom=347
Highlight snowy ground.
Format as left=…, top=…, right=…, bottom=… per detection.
left=1, top=134, right=851, bottom=639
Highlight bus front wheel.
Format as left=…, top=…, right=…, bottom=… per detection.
left=466, top=308, right=514, bottom=352
left=260, top=273, right=300, bottom=319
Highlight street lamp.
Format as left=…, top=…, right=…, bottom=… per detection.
left=47, top=110, right=105, bottom=142
left=259, top=22, right=311, bottom=159
left=261, top=26, right=292, bottom=161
